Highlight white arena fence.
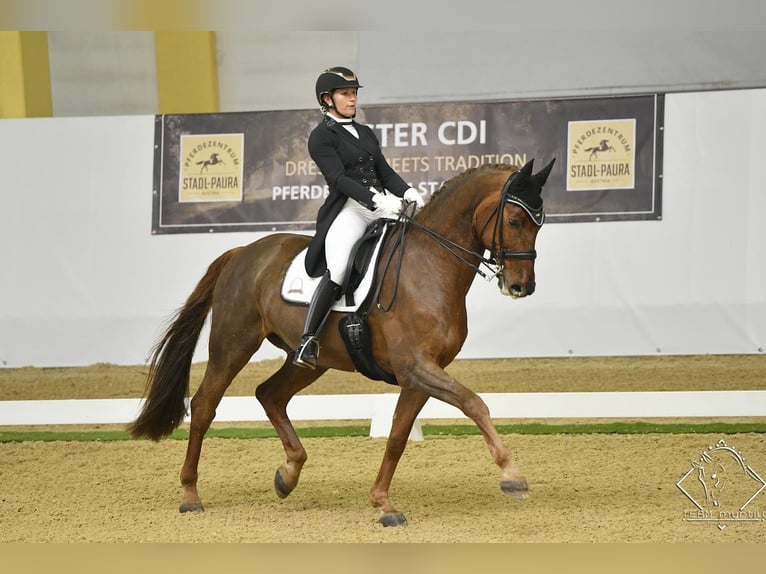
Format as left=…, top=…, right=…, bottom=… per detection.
left=2, top=391, right=764, bottom=441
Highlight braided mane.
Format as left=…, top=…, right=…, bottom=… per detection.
left=431, top=163, right=518, bottom=200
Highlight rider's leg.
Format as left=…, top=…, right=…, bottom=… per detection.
left=293, top=271, right=341, bottom=369
left=294, top=200, right=372, bottom=369
left=324, top=200, right=373, bottom=286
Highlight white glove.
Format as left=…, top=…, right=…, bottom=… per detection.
left=372, top=192, right=403, bottom=218
left=403, top=187, right=425, bottom=209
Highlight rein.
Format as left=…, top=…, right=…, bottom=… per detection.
left=371, top=207, right=512, bottom=311
left=372, top=209, right=415, bottom=313
left=401, top=209, right=502, bottom=280
left=371, top=171, right=544, bottom=312
left=370, top=203, right=419, bottom=312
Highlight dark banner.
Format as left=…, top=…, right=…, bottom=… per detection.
left=152, top=94, right=664, bottom=234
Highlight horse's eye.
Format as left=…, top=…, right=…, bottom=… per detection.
left=508, top=218, right=522, bottom=229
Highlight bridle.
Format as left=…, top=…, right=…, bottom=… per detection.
left=479, top=169, right=544, bottom=267
left=372, top=170, right=544, bottom=310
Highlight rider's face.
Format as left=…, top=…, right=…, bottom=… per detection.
left=329, top=88, right=357, bottom=117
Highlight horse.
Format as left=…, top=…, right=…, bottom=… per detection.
left=129, top=158, right=556, bottom=527
left=196, top=152, right=225, bottom=173
left=585, top=139, right=615, bottom=160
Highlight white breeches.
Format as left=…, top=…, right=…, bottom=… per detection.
left=325, top=196, right=390, bottom=284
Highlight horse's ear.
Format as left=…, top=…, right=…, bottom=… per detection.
left=534, top=158, right=556, bottom=188
left=518, top=159, right=535, bottom=179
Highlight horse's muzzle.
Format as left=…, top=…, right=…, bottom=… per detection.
left=506, top=280, right=536, bottom=298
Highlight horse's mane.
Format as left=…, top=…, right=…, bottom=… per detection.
left=430, top=163, right=518, bottom=201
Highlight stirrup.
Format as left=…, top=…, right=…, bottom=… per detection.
left=293, top=336, right=319, bottom=369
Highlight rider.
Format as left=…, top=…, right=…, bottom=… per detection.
left=293, top=66, right=425, bottom=369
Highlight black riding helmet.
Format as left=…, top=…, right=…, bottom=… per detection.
left=315, top=66, right=362, bottom=111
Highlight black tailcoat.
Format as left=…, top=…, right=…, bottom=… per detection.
left=304, top=114, right=410, bottom=277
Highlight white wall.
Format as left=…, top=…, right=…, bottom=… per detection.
left=216, top=32, right=358, bottom=112
left=44, top=29, right=766, bottom=117
left=48, top=32, right=159, bottom=117
left=1, top=89, right=765, bottom=368
left=359, top=31, right=766, bottom=105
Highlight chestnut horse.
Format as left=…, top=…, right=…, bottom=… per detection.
left=129, top=158, right=555, bottom=527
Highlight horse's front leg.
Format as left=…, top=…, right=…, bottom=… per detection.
left=369, top=387, right=430, bottom=527
left=408, top=362, right=528, bottom=500
left=255, top=359, right=327, bottom=498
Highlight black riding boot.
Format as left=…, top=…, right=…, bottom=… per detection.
left=293, top=272, right=342, bottom=369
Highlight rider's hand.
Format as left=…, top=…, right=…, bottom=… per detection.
left=403, top=187, right=425, bottom=209
left=372, top=192, right=404, bottom=219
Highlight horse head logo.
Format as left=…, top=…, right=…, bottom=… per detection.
left=691, top=454, right=734, bottom=509
left=677, top=440, right=766, bottom=517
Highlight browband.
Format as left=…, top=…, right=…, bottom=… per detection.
left=506, top=195, right=544, bottom=226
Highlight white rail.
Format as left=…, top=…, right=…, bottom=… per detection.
left=1, top=391, right=764, bottom=440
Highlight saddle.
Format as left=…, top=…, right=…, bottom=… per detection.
left=280, top=219, right=399, bottom=386
left=281, top=219, right=391, bottom=312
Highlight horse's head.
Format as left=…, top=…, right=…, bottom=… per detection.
left=690, top=443, right=757, bottom=510
left=473, top=159, right=555, bottom=298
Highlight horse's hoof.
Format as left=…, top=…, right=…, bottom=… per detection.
left=501, top=479, right=529, bottom=500
left=274, top=469, right=293, bottom=499
left=179, top=501, right=204, bottom=513
left=378, top=513, right=408, bottom=527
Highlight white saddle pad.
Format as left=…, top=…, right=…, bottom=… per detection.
left=281, top=229, right=389, bottom=312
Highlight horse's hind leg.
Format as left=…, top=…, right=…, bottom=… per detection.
left=179, top=351, right=253, bottom=513
left=255, top=359, right=327, bottom=498
left=369, top=387, right=430, bottom=527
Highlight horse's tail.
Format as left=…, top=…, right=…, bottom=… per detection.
left=128, top=248, right=240, bottom=441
